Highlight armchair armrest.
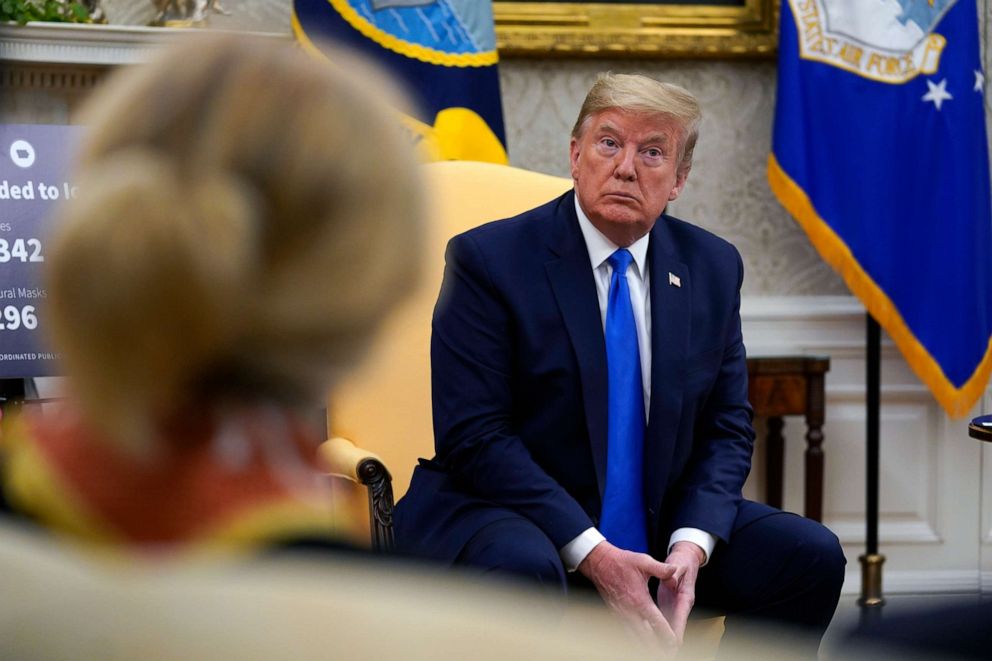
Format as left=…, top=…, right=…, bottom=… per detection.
left=318, top=437, right=389, bottom=482
left=317, top=436, right=395, bottom=552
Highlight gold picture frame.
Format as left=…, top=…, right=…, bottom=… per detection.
left=494, top=0, right=778, bottom=58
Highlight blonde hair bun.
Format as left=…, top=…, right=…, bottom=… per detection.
left=45, top=35, right=424, bottom=447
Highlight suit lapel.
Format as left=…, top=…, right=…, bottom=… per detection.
left=544, top=193, right=609, bottom=499
left=645, top=216, right=690, bottom=535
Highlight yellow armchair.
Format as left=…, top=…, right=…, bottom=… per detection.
left=318, top=160, right=725, bottom=655
left=320, top=161, right=571, bottom=546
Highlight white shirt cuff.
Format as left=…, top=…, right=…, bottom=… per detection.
left=560, top=527, right=606, bottom=572
left=668, top=528, right=716, bottom=566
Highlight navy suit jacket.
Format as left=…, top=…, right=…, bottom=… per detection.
left=396, top=190, right=756, bottom=562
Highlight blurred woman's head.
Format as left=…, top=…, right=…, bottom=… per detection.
left=45, top=35, right=423, bottom=448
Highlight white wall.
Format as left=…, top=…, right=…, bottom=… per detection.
left=742, top=297, right=989, bottom=596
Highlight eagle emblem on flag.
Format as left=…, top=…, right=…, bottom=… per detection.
left=789, top=0, right=957, bottom=83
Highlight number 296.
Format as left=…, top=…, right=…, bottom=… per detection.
left=0, top=306, right=38, bottom=330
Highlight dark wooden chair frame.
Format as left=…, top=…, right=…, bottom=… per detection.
left=355, top=457, right=395, bottom=552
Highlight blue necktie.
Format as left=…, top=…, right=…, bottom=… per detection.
left=599, top=249, right=648, bottom=553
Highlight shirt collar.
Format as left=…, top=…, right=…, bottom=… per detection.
left=574, top=194, right=650, bottom=278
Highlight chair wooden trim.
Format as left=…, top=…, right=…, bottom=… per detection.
left=318, top=437, right=395, bottom=552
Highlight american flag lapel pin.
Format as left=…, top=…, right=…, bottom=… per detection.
left=669, top=272, right=681, bottom=288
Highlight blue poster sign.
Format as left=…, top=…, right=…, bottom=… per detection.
left=0, top=125, right=83, bottom=378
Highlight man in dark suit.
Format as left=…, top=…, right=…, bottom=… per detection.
left=397, top=74, right=845, bottom=653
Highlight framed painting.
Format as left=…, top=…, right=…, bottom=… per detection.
left=493, top=0, right=778, bottom=58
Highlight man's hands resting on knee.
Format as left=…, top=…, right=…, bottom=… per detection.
left=578, top=540, right=705, bottom=651
left=658, top=541, right=704, bottom=643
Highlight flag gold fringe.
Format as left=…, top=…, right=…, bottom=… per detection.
left=767, top=153, right=992, bottom=418
left=292, top=11, right=508, bottom=165
left=326, top=0, right=499, bottom=67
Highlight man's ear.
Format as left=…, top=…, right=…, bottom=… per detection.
left=569, top=137, right=580, bottom=181
left=668, top=166, right=691, bottom=201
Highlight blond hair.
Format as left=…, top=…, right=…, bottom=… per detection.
left=45, top=35, right=423, bottom=447
left=571, top=73, right=701, bottom=175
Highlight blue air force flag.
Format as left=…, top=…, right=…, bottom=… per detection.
left=292, top=0, right=507, bottom=164
left=769, top=0, right=992, bottom=416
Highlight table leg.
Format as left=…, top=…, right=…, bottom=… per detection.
left=765, top=416, right=785, bottom=510
left=804, top=373, right=826, bottom=522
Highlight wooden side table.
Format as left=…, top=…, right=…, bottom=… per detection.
left=746, top=355, right=830, bottom=522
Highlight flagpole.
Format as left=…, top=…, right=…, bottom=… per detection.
left=859, top=315, right=885, bottom=613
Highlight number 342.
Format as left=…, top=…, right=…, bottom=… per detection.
left=0, top=239, right=43, bottom=263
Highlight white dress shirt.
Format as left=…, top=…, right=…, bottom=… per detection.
left=559, top=196, right=717, bottom=571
